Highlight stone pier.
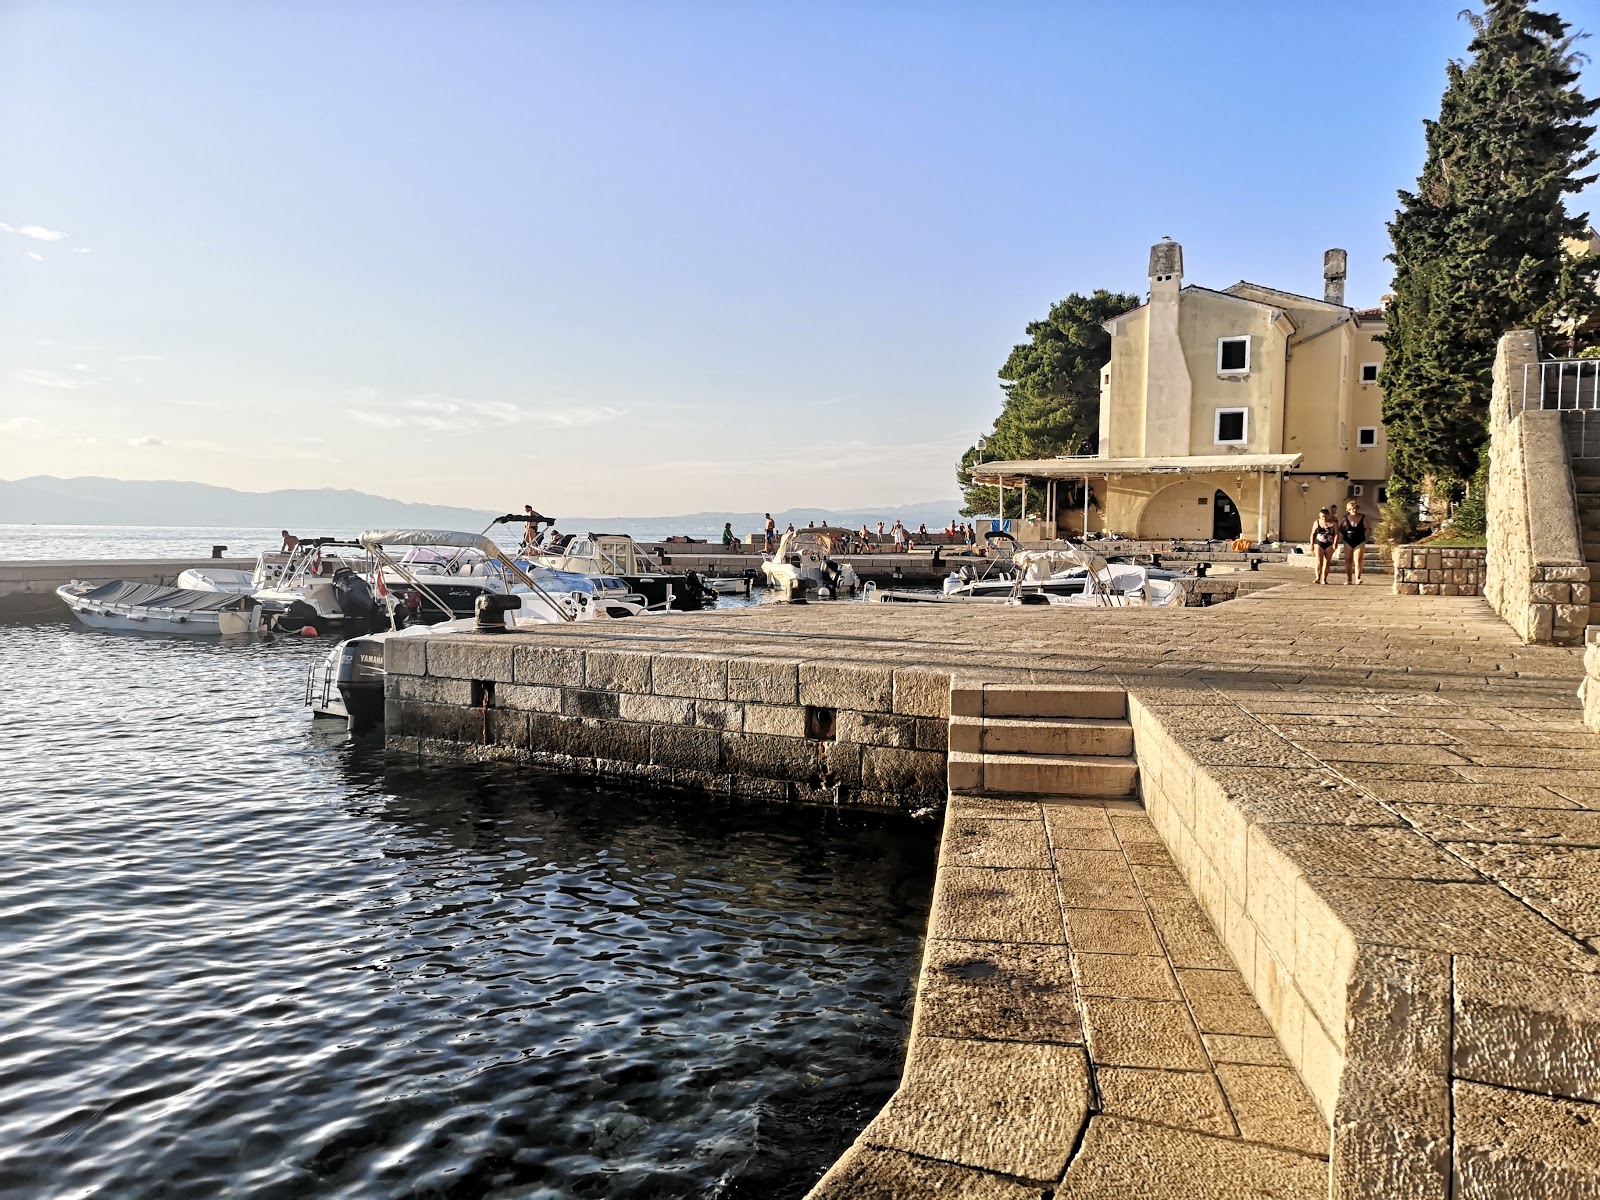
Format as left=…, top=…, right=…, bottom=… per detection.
left=389, top=577, right=1599, bottom=1195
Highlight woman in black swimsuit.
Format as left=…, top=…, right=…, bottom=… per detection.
left=1310, top=507, right=1338, bottom=584
left=1338, top=499, right=1368, bottom=585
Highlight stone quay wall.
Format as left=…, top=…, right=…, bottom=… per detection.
left=1485, top=329, right=1591, bottom=644
left=384, top=635, right=952, bottom=808
left=1586, top=628, right=1600, bottom=735
left=1391, top=546, right=1486, bottom=597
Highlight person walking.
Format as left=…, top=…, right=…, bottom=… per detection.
left=1310, top=507, right=1338, bottom=585
left=1338, top=499, right=1369, bottom=585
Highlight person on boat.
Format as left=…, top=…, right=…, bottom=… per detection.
left=763, top=513, right=776, bottom=551
left=1338, top=500, right=1369, bottom=585
left=521, top=505, right=542, bottom=553
left=721, top=522, right=735, bottom=546
left=1310, top=507, right=1338, bottom=585
left=281, top=531, right=300, bottom=552
left=786, top=522, right=795, bottom=534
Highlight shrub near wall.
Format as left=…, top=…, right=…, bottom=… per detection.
left=1392, top=545, right=1487, bottom=596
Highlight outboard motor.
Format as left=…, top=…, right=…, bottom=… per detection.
left=474, top=592, right=521, bottom=632
left=332, top=568, right=380, bottom=634
left=334, top=635, right=387, bottom=733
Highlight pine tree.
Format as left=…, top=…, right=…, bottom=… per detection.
left=956, top=289, right=1139, bottom=516
left=1381, top=0, right=1599, bottom=487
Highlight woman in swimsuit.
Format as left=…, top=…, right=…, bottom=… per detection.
left=1310, top=507, right=1338, bottom=584
left=1338, top=499, right=1369, bottom=585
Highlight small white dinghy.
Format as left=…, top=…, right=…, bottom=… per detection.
left=57, top=580, right=263, bottom=635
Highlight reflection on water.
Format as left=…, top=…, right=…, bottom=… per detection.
left=0, top=619, right=936, bottom=1198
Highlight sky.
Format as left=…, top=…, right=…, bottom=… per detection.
left=3, top=1, right=1599, bottom=516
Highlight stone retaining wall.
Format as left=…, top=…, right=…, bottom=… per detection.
left=1586, top=628, right=1600, bottom=735
left=1485, top=330, right=1591, bottom=644
left=384, top=635, right=951, bottom=807
left=1391, top=546, right=1486, bottom=597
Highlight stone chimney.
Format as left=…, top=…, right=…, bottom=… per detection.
left=1149, top=237, right=1183, bottom=290
left=1323, top=248, right=1347, bottom=306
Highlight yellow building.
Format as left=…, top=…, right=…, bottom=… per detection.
left=975, top=238, right=1390, bottom=542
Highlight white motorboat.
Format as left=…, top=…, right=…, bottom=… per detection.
left=539, top=530, right=718, bottom=611
left=57, top=580, right=263, bottom=635
left=308, top=528, right=646, bottom=730
left=760, top=531, right=859, bottom=600
left=704, top=571, right=757, bottom=596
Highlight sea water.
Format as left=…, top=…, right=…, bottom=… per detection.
left=0, top=609, right=936, bottom=1198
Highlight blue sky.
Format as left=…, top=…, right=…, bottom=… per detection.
left=3, top=1, right=1597, bottom=515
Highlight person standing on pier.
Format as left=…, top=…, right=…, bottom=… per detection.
left=1338, top=500, right=1368, bottom=585
left=763, top=513, right=775, bottom=551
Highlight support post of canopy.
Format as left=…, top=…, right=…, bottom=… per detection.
left=1083, top=477, right=1089, bottom=538
left=1257, top=470, right=1266, bottom=543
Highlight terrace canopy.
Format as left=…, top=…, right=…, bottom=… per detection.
left=968, top=452, right=1303, bottom=541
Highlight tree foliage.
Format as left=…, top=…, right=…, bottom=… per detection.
left=956, top=289, right=1140, bottom=516
left=1381, top=0, right=1600, bottom=487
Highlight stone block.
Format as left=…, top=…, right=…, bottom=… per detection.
left=808, top=1145, right=1040, bottom=1200
left=1420, top=584, right=1441, bottom=596
left=1542, top=564, right=1590, bottom=582
left=691, top=698, right=743, bottom=732
left=1216, top=1064, right=1329, bottom=1157
left=721, top=732, right=821, bottom=784
left=742, top=703, right=806, bottom=738
left=1096, top=1067, right=1236, bottom=1137
left=1575, top=583, right=1595, bottom=607
left=1530, top=581, right=1569, bottom=604
left=618, top=692, right=693, bottom=724
left=861, top=745, right=947, bottom=796
left=950, top=685, right=983, bottom=718
left=800, top=662, right=894, bottom=712
left=584, top=649, right=650, bottom=692
left=390, top=674, right=473, bottom=706
left=893, top=668, right=951, bottom=717
left=1531, top=603, right=1555, bottom=643
left=384, top=636, right=426, bottom=677
left=563, top=688, right=621, bottom=719
left=495, top=682, right=563, bottom=712
left=983, top=685, right=1126, bottom=719
left=726, top=658, right=798, bottom=705
left=916, top=939, right=1080, bottom=1043
left=932, top=867, right=1066, bottom=944
left=1454, top=956, right=1600, bottom=1102
left=1081, top=996, right=1209, bottom=1070
left=513, top=644, right=584, bottom=687
left=1397, top=582, right=1421, bottom=596
left=650, top=723, right=722, bottom=772
left=837, top=710, right=917, bottom=748
left=652, top=653, right=727, bottom=699
left=1441, top=583, right=1459, bottom=596
left=948, top=750, right=982, bottom=792
left=1063, top=907, right=1161, bottom=955
left=427, top=639, right=516, bottom=683
left=916, top=718, right=949, bottom=752
left=1453, top=1082, right=1600, bottom=1199
left=1061, top=1115, right=1329, bottom=1197
left=860, top=1037, right=1090, bottom=1182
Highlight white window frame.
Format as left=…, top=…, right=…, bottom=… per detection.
left=1357, top=426, right=1378, bottom=448
left=1214, top=407, right=1249, bottom=446
left=1217, top=336, right=1250, bottom=375
left=1359, top=362, right=1380, bottom=384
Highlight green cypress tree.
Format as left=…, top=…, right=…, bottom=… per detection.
left=957, top=289, right=1139, bottom=517
left=1381, top=0, right=1599, bottom=487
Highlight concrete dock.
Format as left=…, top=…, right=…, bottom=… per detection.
left=387, top=577, right=1598, bottom=1196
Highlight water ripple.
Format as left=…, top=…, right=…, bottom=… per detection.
left=0, top=619, right=935, bottom=1198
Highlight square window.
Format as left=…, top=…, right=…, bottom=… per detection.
left=1377, top=486, right=1389, bottom=504
left=1214, top=408, right=1248, bottom=445
left=1360, top=363, right=1379, bottom=384
left=1357, top=426, right=1378, bottom=447
left=1218, top=337, right=1249, bottom=374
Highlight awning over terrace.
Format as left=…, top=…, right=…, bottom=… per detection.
left=968, top=452, right=1302, bottom=485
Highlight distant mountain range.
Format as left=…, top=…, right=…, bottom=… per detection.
left=0, top=476, right=966, bottom=542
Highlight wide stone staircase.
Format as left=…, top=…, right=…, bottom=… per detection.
left=810, top=682, right=1331, bottom=1197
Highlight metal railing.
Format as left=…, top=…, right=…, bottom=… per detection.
left=1521, top=358, right=1600, bottom=458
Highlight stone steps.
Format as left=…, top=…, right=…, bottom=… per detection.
left=949, top=683, right=1138, bottom=799
left=948, top=714, right=1134, bottom=757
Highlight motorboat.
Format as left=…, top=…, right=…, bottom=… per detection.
left=870, top=538, right=1183, bottom=607
left=307, top=528, right=646, bottom=731
left=760, top=531, right=860, bottom=600
left=538, top=531, right=718, bottom=611
left=249, top=538, right=375, bottom=631
left=57, top=580, right=263, bottom=635
left=704, top=570, right=758, bottom=596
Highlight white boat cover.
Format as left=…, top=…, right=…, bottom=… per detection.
left=71, top=581, right=254, bottom=611
left=359, top=529, right=500, bottom=554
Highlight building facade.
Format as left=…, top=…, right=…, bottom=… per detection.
left=976, top=239, right=1390, bottom=543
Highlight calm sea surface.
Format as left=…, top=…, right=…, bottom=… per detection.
left=0, top=602, right=938, bottom=1197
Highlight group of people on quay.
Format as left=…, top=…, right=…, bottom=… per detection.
left=1309, top=499, right=1370, bottom=586
left=743, top=515, right=983, bottom=553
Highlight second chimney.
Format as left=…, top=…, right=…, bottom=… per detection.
left=1323, top=249, right=1347, bottom=306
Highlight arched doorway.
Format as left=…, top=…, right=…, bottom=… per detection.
left=1212, top=490, right=1242, bottom=541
